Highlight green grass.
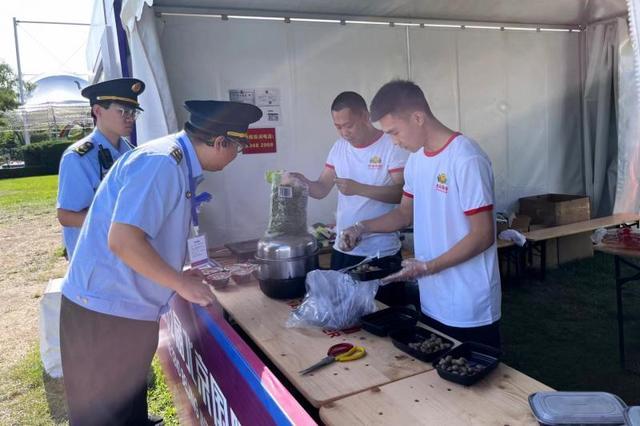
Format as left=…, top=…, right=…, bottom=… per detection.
left=502, top=252, right=640, bottom=404
left=4, top=347, right=66, bottom=425
left=5, top=347, right=179, bottom=425
left=0, top=175, right=59, bottom=212
left=148, top=357, right=179, bottom=425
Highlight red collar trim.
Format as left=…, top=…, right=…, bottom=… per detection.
left=424, top=132, right=461, bottom=157
left=351, top=130, right=384, bottom=149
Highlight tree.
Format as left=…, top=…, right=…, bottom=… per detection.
left=0, top=62, right=19, bottom=112
left=0, top=62, right=21, bottom=164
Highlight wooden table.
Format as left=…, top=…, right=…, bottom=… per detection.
left=525, top=213, right=640, bottom=280
left=319, top=364, right=552, bottom=425
left=211, top=274, right=455, bottom=407
left=594, top=244, right=640, bottom=369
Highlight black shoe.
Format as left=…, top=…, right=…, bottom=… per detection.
left=147, top=414, right=164, bottom=425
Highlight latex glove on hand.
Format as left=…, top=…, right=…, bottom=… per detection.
left=380, top=258, right=430, bottom=285
left=338, top=221, right=366, bottom=252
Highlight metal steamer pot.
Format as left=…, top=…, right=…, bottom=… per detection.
left=254, top=233, right=318, bottom=299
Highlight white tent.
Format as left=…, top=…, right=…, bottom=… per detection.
left=88, top=0, right=640, bottom=246
left=6, top=74, right=92, bottom=139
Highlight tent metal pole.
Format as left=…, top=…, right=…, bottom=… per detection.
left=155, top=6, right=581, bottom=31
left=13, top=18, right=24, bottom=104
left=13, top=17, right=31, bottom=145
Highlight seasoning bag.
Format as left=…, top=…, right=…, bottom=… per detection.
left=265, top=170, right=309, bottom=236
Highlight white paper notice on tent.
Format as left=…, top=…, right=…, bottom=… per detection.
left=229, top=88, right=282, bottom=126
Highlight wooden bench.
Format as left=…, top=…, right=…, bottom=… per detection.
left=524, top=213, right=640, bottom=280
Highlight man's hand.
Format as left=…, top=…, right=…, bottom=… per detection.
left=338, top=221, right=366, bottom=251
left=287, top=172, right=312, bottom=186
left=334, top=178, right=363, bottom=196
left=176, top=270, right=216, bottom=307
left=398, top=258, right=431, bottom=280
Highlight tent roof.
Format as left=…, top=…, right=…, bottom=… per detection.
left=153, top=0, right=628, bottom=26
left=21, top=74, right=89, bottom=110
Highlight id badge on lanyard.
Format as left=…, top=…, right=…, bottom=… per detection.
left=177, top=135, right=212, bottom=267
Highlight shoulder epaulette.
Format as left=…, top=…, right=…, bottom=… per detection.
left=169, top=146, right=183, bottom=164
left=73, top=141, right=94, bottom=156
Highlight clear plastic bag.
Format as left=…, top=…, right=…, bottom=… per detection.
left=266, top=170, right=309, bottom=236
left=286, top=270, right=379, bottom=330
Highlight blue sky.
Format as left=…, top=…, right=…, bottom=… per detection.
left=0, top=0, right=94, bottom=81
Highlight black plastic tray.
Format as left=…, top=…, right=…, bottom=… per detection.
left=389, top=326, right=454, bottom=362
left=433, top=342, right=501, bottom=386
left=360, top=306, right=418, bottom=336
left=348, top=259, right=402, bottom=281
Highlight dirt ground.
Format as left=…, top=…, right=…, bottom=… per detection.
left=0, top=208, right=67, bottom=423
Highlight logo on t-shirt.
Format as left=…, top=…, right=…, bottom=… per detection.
left=368, top=155, right=383, bottom=169
left=435, top=172, right=449, bottom=193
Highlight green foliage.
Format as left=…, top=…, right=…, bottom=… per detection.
left=21, top=140, right=72, bottom=172
left=0, top=165, right=50, bottom=179
left=0, top=62, right=19, bottom=112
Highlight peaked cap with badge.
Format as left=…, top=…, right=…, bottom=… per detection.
left=184, top=100, right=262, bottom=144
left=81, top=78, right=146, bottom=111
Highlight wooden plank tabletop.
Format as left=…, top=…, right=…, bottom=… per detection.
left=594, top=244, right=640, bottom=258
left=497, top=239, right=516, bottom=249
left=210, top=270, right=455, bottom=407
left=319, top=364, right=552, bottom=426
left=525, top=213, right=640, bottom=242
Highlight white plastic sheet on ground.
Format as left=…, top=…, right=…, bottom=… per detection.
left=39, top=278, right=64, bottom=378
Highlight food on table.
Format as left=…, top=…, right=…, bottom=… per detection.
left=408, top=333, right=452, bottom=354
left=436, top=355, right=485, bottom=376
left=229, top=263, right=257, bottom=284
left=352, top=264, right=382, bottom=273
left=205, top=270, right=231, bottom=289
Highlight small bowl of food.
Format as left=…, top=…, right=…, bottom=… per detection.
left=205, top=270, right=231, bottom=289
left=229, top=263, right=257, bottom=284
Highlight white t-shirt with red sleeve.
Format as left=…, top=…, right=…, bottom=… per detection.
left=403, top=133, right=501, bottom=327
left=326, top=133, right=409, bottom=257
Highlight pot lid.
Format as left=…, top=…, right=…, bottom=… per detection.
left=256, top=234, right=317, bottom=260
left=529, top=392, right=626, bottom=425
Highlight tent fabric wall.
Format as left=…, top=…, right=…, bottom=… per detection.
left=124, top=6, right=178, bottom=143
left=583, top=21, right=619, bottom=217
left=152, top=14, right=582, bottom=245
left=614, top=13, right=640, bottom=213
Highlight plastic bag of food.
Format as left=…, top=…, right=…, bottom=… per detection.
left=265, top=170, right=309, bottom=236
left=286, top=270, right=379, bottom=330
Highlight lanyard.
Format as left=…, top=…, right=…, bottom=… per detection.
left=177, top=135, right=212, bottom=234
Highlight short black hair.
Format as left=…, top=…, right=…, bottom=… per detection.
left=370, top=80, right=431, bottom=122
left=90, top=101, right=112, bottom=123
left=331, top=91, right=368, bottom=114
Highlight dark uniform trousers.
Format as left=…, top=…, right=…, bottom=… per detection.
left=60, top=296, right=158, bottom=425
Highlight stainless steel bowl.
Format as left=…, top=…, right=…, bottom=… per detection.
left=255, top=233, right=318, bottom=298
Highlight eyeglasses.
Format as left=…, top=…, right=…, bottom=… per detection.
left=113, top=107, right=141, bottom=120
left=221, top=137, right=247, bottom=153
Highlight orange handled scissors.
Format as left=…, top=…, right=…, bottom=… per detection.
left=299, top=343, right=366, bottom=375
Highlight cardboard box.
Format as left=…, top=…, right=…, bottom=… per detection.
left=510, top=215, right=531, bottom=233
left=528, top=224, right=594, bottom=269
left=519, top=194, right=590, bottom=226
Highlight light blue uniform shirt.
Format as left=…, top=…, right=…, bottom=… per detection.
left=62, top=131, right=202, bottom=321
left=57, top=129, right=132, bottom=258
